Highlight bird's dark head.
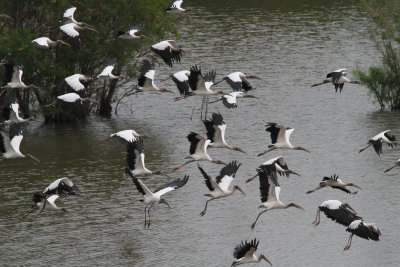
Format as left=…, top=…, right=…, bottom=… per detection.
left=344, top=203, right=356, bottom=213
left=25, top=154, right=40, bottom=163
left=32, top=192, right=44, bottom=203
left=160, top=198, right=170, bottom=208
left=319, top=181, right=327, bottom=187
left=233, top=185, right=246, bottom=196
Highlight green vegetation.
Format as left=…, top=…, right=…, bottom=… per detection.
left=0, top=0, right=176, bottom=122
left=354, top=0, right=400, bottom=110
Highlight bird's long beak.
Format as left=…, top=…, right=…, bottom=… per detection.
left=29, top=118, right=41, bottom=122
left=244, top=94, right=259, bottom=99
left=237, top=186, right=246, bottom=197
left=289, top=170, right=301, bottom=177
left=60, top=41, right=71, bottom=47
left=350, top=183, right=362, bottom=190
left=139, top=134, right=152, bottom=140
left=234, top=147, right=247, bottom=155
left=161, top=88, right=174, bottom=93
left=384, top=165, right=397, bottom=173
left=261, top=255, right=272, bottom=266
left=296, top=147, right=310, bottom=153
left=163, top=200, right=171, bottom=208
left=27, top=154, right=40, bottom=163
left=246, top=173, right=258, bottom=183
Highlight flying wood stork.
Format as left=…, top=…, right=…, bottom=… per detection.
left=0, top=64, right=39, bottom=97
left=140, top=40, right=185, bottom=68
left=169, top=70, right=190, bottom=97
left=251, top=164, right=304, bottom=229
left=231, top=238, right=272, bottom=267
left=344, top=220, right=381, bottom=251
left=126, top=168, right=189, bottom=227
left=166, top=0, right=192, bottom=12
left=311, top=200, right=361, bottom=226
left=60, top=22, right=97, bottom=52
left=97, top=58, right=124, bottom=80
left=100, top=130, right=149, bottom=144
left=43, top=93, right=98, bottom=119
left=172, top=132, right=227, bottom=171
left=197, top=161, right=245, bottom=216
left=2, top=102, right=39, bottom=125
left=24, top=177, right=82, bottom=218
left=257, top=122, right=310, bottom=156
left=65, top=73, right=92, bottom=97
left=59, top=6, right=91, bottom=26
left=125, top=59, right=173, bottom=96
left=0, top=122, right=39, bottom=162
left=204, top=112, right=247, bottom=154
left=246, top=156, right=300, bottom=183
left=30, top=37, right=71, bottom=50
left=384, top=159, right=400, bottom=173
left=306, top=174, right=362, bottom=194
left=311, top=68, right=361, bottom=93
left=214, top=72, right=260, bottom=92
left=209, top=91, right=258, bottom=109
left=113, top=25, right=149, bottom=40
left=359, top=130, right=397, bottom=156
left=126, top=138, right=169, bottom=177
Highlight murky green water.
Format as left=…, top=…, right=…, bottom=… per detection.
left=1, top=1, right=399, bottom=266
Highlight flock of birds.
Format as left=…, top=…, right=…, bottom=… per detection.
left=0, top=1, right=398, bottom=265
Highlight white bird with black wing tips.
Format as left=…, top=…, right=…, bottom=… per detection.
left=166, top=0, right=192, bottom=12
left=28, top=37, right=71, bottom=50
left=344, top=220, right=381, bottom=251
left=209, top=91, right=258, bottom=109
left=172, top=132, right=227, bottom=171
left=140, top=40, right=186, bottom=68
left=197, top=161, right=245, bottom=216
left=257, top=122, right=310, bottom=156
left=306, top=174, right=362, bottom=194
left=246, top=156, right=300, bottom=183
left=214, top=72, right=260, bottom=92
left=231, top=238, right=272, bottom=267
left=169, top=70, right=190, bottom=97
left=24, top=177, right=82, bottom=218
left=60, top=22, right=97, bottom=52
left=99, top=130, right=149, bottom=144
left=311, top=68, right=361, bottom=93
left=97, top=58, right=124, bottom=80
left=2, top=101, right=39, bottom=125
left=250, top=164, right=304, bottom=230
left=125, top=138, right=168, bottom=177
left=311, top=200, right=362, bottom=227
left=0, top=64, right=39, bottom=97
left=384, top=159, right=400, bottom=173
left=203, top=112, right=247, bottom=154
left=0, top=122, right=40, bottom=162
left=59, top=7, right=89, bottom=25
left=359, top=130, right=397, bottom=156
left=126, top=168, right=189, bottom=228
left=114, top=25, right=149, bottom=40
left=65, top=73, right=92, bottom=97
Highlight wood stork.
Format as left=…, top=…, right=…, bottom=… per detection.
left=97, top=58, right=124, bottom=80
left=209, top=91, right=258, bottom=109
left=166, top=0, right=192, bottom=12
left=306, top=174, right=362, bottom=194
left=172, top=132, right=227, bottom=171
left=30, top=37, right=71, bottom=50
left=24, top=177, right=82, bottom=218
left=203, top=112, right=247, bottom=154
left=384, top=159, right=400, bottom=173
left=359, top=130, right=397, bottom=156
left=125, top=59, right=173, bottom=96
left=344, top=220, right=381, bottom=251
left=197, top=161, right=245, bottom=216
left=169, top=70, right=190, bottom=97
left=246, top=156, right=300, bottom=183
left=311, top=200, right=361, bottom=226
left=43, top=93, right=98, bottom=119
left=311, top=69, right=361, bottom=93
left=0, top=64, right=39, bottom=97
left=257, top=122, right=310, bottom=156
left=231, top=238, right=272, bottom=267
left=65, top=73, right=92, bottom=97
left=99, top=130, right=149, bottom=144
left=126, top=138, right=169, bottom=177
left=0, top=122, right=40, bottom=162
left=59, top=7, right=91, bottom=26
left=2, top=102, right=39, bottom=125
left=126, top=168, right=189, bottom=227
left=251, top=164, right=304, bottom=230
left=60, top=22, right=97, bottom=52
left=214, top=72, right=260, bottom=92
left=141, top=40, right=185, bottom=68
left=114, top=25, right=149, bottom=40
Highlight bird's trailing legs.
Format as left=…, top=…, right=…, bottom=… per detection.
left=251, top=209, right=268, bottom=230
left=22, top=206, right=39, bottom=219
left=343, top=234, right=354, bottom=251
left=200, top=199, right=215, bottom=216
left=146, top=202, right=154, bottom=228
left=257, top=146, right=277, bottom=157
left=311, top=209, right=321, bottom=226
left=172, top=159, right=195, bottom=171
left=358, top=143, right=372, bottom=153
